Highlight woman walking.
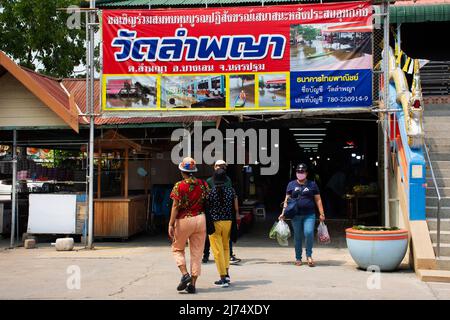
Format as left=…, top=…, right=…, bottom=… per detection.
left=207, top=168, right=240, bottom=287
left=279, top=163, right=326, bottom=267
left=169, top=157, right=209, bottom=294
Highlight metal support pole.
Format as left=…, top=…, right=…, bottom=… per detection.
left=87, top=0, right=96, bottom=249
left=383, top=0, right=390, bottom=227
left=397, top=23, right=401, bottom=54
left=10, top=130, right=17, bottom=248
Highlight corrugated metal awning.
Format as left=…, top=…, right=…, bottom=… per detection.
left=390, top=4, right=450, bottom=23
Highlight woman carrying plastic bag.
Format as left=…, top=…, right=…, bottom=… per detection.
left=278, top=163, right=326, bottom=267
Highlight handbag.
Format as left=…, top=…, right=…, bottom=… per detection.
left=283, top=196, right=299, bottom=219
left=230, top=212, right=238, bottom=243
left=204, top=198, right=216, bottom=235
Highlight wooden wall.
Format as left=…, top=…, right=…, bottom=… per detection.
left=0, top=73, right=68, bottom=128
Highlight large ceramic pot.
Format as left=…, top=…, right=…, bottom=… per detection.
left=345, top=227, right=409, bottom=271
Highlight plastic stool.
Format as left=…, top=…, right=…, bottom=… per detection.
left=254, top=207, right=266, bottom=221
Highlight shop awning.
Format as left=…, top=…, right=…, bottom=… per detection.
left=390, top=4, right=450, bottom=23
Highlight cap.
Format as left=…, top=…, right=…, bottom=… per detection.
left=214, top=160, right=227, bottom=167
left=296, top=163, right=308, bottom=172
left=178, top=157, right=198, bottom=173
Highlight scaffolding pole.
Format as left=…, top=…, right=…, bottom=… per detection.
left=382, top=0, right=390, bottom=227
left=87, top=0, right=96, bottom=249
left=9, top=130, right=17, bottom=248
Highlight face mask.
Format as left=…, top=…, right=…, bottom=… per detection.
left=296, top=173, right=307, bottom=181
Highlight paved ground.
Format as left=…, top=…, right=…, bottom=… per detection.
left=1, top=223, right=450, bottom=300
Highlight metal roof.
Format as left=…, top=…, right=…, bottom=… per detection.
left=95, top=0, right=450, bottom=23
left=95, top=0, right=338, bottom=8
left=391, top=3, right=450, bottom=23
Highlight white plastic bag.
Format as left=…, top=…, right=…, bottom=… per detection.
left=317, top=221, right=331, bottom=244
left=274, top=220, right=291, bottom=246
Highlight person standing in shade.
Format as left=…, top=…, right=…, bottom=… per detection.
left=169, top=157, right=209, bottom=294
left=203, top=160, right=241, bottom=264
left=279, top=163, right=326, bottom=267
left=207, top=168, right=240, bottom=287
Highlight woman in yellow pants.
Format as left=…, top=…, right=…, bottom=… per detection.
left=206, top=168, right=240, bottom=287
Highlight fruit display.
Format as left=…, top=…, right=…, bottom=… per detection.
left=352, top=183, right=378, bottom=195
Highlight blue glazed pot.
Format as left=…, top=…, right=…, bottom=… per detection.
left=346, top=228, right=409, bottom=271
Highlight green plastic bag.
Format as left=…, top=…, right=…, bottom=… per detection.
left=269, top=222, right=278, bottom=239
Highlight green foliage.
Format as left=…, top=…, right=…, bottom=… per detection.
left=294, top=25, right=320, bottom=42
left=352, top=225, right=400, bottom=231
left=0, top=0, right=86, bottom=78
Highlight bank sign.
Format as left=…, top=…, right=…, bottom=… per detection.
left=102, top=1, right=373, bottom=111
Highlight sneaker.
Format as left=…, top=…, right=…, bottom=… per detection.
left=230, top=255, right=241, bottom=264
left=214, top=279, right=229, bottom=288
left=225, top=275, right=231, bottom=283
left=202, top=256, right=209, bottom=264
left=177, top=273, right=192, bottom=291
left=185, top=284, right=196, bottom=294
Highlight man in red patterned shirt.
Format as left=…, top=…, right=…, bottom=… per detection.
left=169, top=157, right=209, bottom=294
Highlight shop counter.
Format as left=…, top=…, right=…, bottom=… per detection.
left=94, top=195, right=148, bottom=239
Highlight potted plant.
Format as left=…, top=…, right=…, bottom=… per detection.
left=346, top=226, right=409, bottom=271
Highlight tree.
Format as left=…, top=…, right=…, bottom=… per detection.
left=0, top=0, right=86, bottom=78
left=296, top=25, right=320, bottom=42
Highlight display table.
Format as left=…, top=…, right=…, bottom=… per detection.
left=94, top=195, right=148, bottom=239
left=345, top=193, right=380, bottom=223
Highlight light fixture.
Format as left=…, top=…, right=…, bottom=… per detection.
left=351, top=153, right=356, bottom=157
left=327, top=158, right=330, bottom=161
left=309, top=157, right=313, bottom=160
left=317, top=156, right=320, bottom=159
left=289, top=128, right=327, bottom=131
left=356, top=156, right=361, bottom=160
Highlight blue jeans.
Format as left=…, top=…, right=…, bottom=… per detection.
left=291, top=214, right=316, bottom=261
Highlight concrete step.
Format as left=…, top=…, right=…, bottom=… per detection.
left=426, top=168, right=450, bottom=178
left=424, top=109, right=450, bottom=117
left=427, top=218, right=450, bottom=230
left=433, top=243, right=450, bottom=256
left=426, top=206, right=450, bottom=218
left=426, top=138, right=450, bottom=149
left=427, top=187, right=450, bottom=197
left=424, top=104, right=450, bottom=112
left=429, top=230, right=450, bottom=243
left=428, top=153, right=450, bottom=161
left=417, top=269, right=450, bottom=283
left=437, top=257, right=450, bottom=270
left=426, top=178, right=450, bottom=188
left=424, top=130, right=450, bottom=138
left=427, top=197, right=450, bottom=207
left=423, top=115, right=449, bottom=125
left=430, top=161, right=450, bottom=170
left=427, top=144, right=450, bottom=154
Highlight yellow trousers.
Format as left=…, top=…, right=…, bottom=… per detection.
left=209, top=220, right=232, bottom=277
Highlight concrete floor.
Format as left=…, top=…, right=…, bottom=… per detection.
left=1, top=221, right=450, bottom=300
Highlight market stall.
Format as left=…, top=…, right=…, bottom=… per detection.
left=92, top=130, right=150, bottom=239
